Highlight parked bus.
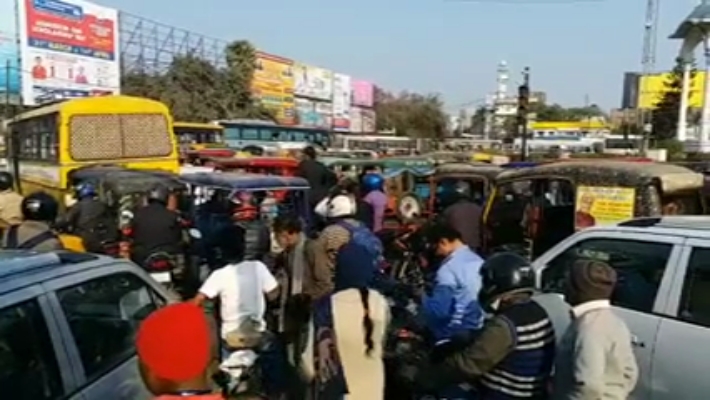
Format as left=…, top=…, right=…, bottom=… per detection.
left=339, top=134, right=428, bottom=153
left=174, top=122, right=225, bottom=149
left=215, top=119, right=330, bottom=150
left=5, top=95, right=179, bottom=201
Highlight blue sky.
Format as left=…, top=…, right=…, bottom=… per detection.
left=104, top=0, right=697, bottom=111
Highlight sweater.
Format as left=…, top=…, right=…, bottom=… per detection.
left=552, top=300, right=639, bottom=400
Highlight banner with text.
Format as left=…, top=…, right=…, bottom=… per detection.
left=0, top=0, right=20, bottom=104
left=18, top=0, right=120, bottom=105
left=295, top=98, right=331, bottom=129
left=294, top=62, right=332, bottom=100
left=351, top=106, right=376, bottom=133
left=351, top=79, right=374, bottom=107
left=252, top=52, right=296, bottom=125
left=332, top=73, right=351, bottom=131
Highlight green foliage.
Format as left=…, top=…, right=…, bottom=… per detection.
left=651, top=57, right=696, bottom=141
left=374, top=88, right=448, bottom=139
left=655, top=138, right=685, bottom=160
left=532, top=103, right=606, bottom=121
left=121, top=40, right=274, bottom=122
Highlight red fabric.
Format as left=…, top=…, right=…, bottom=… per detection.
left=136, top=303, right=211, bottom=381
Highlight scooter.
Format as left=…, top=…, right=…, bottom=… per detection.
left=214, top=315, right=269, bottom=398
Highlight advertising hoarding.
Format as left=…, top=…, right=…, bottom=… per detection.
left=0, top=0, right=20, bottom=104
left=637, top=71, right=706, bottom=109
left=252, top=51, right=296, bottom=125
left=350, top=106, right=376, bottom=133
left=294, top=62, right=332, bottom=100
left=351, top=79, right=374, bottom=107
left=18, top=0, right=120, bottom=105
left=350, top=106, right=362, bottom=133
left=295, top=98, right=331, bottom=129
left=332, top=73, right=351, bottom=131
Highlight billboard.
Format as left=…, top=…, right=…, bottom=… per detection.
left=637, top=71, right=706, bottom=109
left=332, top=73, right=351, bottom=131
left=18, top=0, right=120, bottom=105
left=0, top=0, right=20, bottom=103
left=351, top=79, right=374, bottom=107
left=295, top=98, right=331, bottom=129
left=351, top=106, right=375, bottom=133
left=294, top=62, right=332, bottom=100
left=252, top=51, right=296, bottom=125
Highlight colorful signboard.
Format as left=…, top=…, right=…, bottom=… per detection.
left=332, top=73, right=351, bottom=131
left=351, top=106, right=376, bottom=133
left=252, top=51, right=296, bottom=125
left=351, top=79, right=374, bottom=107
left=0, top=0, right=20, bottom=104
left=637, top=71, right=706, bottom=109
left=294, top=62, right=332, bottom=100
left=17, top=0, right=120, bottom=105
left=575, top=186, right=635, bottom=230
left=295, top=98, right=331, bottom=129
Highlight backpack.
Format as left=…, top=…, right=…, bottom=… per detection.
left=4, top=225, right=58, bottom=250
left=336, top=220, right=383, bottom=267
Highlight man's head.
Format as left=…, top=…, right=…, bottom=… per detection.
left=273, top=213, right=303, bottom=250
left=564, top=259, right=617, bottom=306
left=136, top=303, right=212, bottom=395
left=302, top=146, right=317, bottom=160
left=478, top=252, right=535, bottom=311
left=315, top=194, right=356, bottom=220
left=427, top=223, right=464, bottom=258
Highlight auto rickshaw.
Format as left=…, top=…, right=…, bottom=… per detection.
left=61, top=166, right=185, bottom=254
left=403, top=162, right=502, bottom=221
left=205, top=156, right=299, bottom=176
left=484, top=160, right=706, bottom=259
left=181, top=146, right=235, bottom=166
left=178, top=172, right=311, bottom=268
left=425, top=151, right=471, bottom=165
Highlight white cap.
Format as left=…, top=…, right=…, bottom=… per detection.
left=315, top=195, right=356, bottom=218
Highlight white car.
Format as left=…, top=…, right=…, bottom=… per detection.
left=532, top=215, right=710, bottom=400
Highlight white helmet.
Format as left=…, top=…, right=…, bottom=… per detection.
left=315, top=194, right=356, bottom=218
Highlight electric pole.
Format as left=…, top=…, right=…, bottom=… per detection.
left=518, top=67, right=530, bottom=161
left=640, top=0, right=659, bottom=154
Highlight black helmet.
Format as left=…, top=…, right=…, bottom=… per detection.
left=147, top=185, right=170, bottom=205
left=0, top=172, right=14, bottom=191
left=22, top=192, right=59, bottom=222
left=479, top=252, right=535, bottom=307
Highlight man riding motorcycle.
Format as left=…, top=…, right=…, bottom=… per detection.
left=0, top=171, right=23, bottom=228
left=361, top=173, right=387, bottom=232
left=129, top=185, right=183, bottom=267
left=2, top=192, right=64, bottom=251
left=420, top=252, right=571, bottom=399
left=57, top=183, right=117, bottom=253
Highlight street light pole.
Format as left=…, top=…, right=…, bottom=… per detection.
left=518, top=67, right=531, bottom=161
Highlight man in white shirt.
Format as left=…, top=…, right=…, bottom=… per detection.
left=192, top=224, right=280, bottom=344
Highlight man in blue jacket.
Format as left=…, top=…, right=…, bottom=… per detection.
left=422, top=223, right=485, bottom=346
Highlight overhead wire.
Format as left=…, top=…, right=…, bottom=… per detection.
left=443, top=0, right=606, bottom=4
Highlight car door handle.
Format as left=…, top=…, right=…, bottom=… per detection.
left=631, top=335, right=645, bottom=348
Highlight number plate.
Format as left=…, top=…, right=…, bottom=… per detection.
left=150, top=272, right=172, bottom=283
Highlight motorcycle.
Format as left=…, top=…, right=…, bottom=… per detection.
left=214, top=315, right=269, bottom=398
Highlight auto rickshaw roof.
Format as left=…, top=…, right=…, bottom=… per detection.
left=180, top=172, right=310, bottom=191
left=205, top=156, right=298, bottom=168
left=70, top=165, right=184, bottom=193
left=497, top=160, right=704, bottom=193
left=434, top=162, right=503, bottom=179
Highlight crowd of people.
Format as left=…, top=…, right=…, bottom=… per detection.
left=0, top=147, right=642, bottom=400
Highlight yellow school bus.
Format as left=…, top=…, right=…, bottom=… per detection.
left=6, top=95, right=180, bottom=199
left=173, top=121, right=225, bottom=150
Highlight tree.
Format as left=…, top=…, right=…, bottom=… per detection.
left=120, top=39, right=274, bottom=122
left=532, top=103, right=606, bottom=121
left=374, top=88, right=448, bottom=139
left=651, top=57, right=696, bottom=141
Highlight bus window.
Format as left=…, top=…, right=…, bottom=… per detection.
left=241, top=128, right=259, bottom=140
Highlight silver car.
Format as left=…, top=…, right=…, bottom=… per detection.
left=533, top=216, right=710, bottom=400
left=0, top=251, right=174, bottom=400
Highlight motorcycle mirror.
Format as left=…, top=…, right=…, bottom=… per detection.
left=188, top=228, right=202, bottom=239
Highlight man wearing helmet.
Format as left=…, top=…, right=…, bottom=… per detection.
left=361, top=173, right=387, bottom=232
left=0, top=172, right=23, bottom=228
left=422, top=252, right=571, bottom=399
left=129, top=185, right=183, bottom=267
left=57, top=182, right=117, bottom=253
left=2, top=191, right=64, bottom=251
